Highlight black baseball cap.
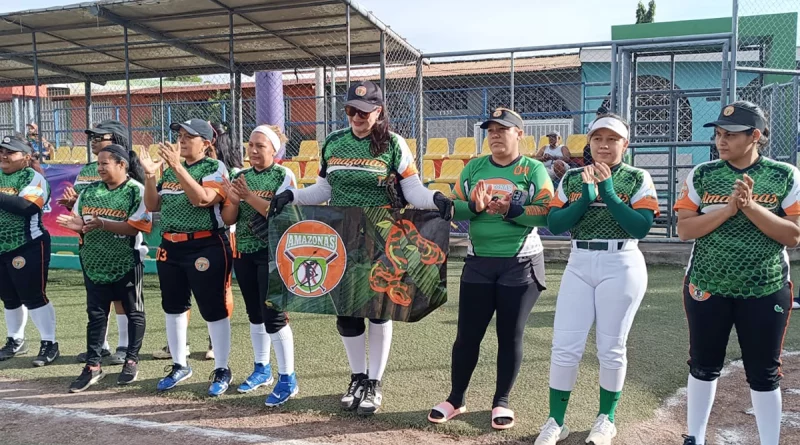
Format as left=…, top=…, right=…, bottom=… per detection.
left=170, top=118, right=214, bottom=141
left=85, top=119, right=127, bottom=137
left=0, top=135, right=33, bottom=154
left=345, top=80, right=384, bottom=112
left=703, top=102, right=767, bottom=133
left=480, top=108, right=524, bottom=129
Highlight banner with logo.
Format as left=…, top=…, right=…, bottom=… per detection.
left=41, top=164, right=82, bottom=237
left=267, top=206, right=449, bottom=322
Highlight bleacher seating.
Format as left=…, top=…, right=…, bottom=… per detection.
left=450, top=138, right=476, bottom=160
left=480, top=138, right=491, bottom=156
left=436, top=159, right=464, bottom=184
left=566, top=134, right=588, bottom=158
left=54, top=147, right=71, bottom=163
left=300, top=160, right=319, bottom=185
left=282, top=161, right=302, bottom=183
left=294, top=140, right=320, bottom=162
left=405, top=138, right=418, bottom=159
left=148, top=144, right=161, bottom=160
left=520, top=136, right=537, bottom=156
left=538, top=136, right=550, bottom=149
left=427, top=183, right=452, bottom=196
left=132, top=145, right=145, bottom=156
left=422, top=160, right=436, bottom=183
left=423, top=138, right=449, bottom=160
left=71, top=147, right=88, bottom=164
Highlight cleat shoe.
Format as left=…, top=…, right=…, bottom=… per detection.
left=357, top=379, right=383, bottom=415
left=793, top=297, right=800, bottom=310
left=117, top=360, right=138, bottom=385
left=265, top=373, right=299, bottom=407
left=682, top=435, right=698, bottom=445
left=534, top=417, right=570, bottom=445
left=157, top=363, right=192, bottom=391
left=69, top=365, right=104, bottom=393
left=585, top=414, right=617, bottom=445
left=340, top=373, right=368, bottom=410
left=152, top=344, right=190, bottom=360
left=108, top=347, right=127, bottom=365
left=32, top=341, right=59, bottom=367
left=0, top=337, right=28, bottom=361
left=208, top=367, right=232, bottom=397
left=237, top=363, right=273, bottom=393
left=77, top=348, right=111, bottom=363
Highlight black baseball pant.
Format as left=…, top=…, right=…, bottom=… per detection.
left=233, top=248, right=288, bottom=334
left=0, top=234, right=50, bottom=311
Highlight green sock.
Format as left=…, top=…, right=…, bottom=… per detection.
left=549, top=388, right=571, bottom=426
left=598, top=387, right=622, bottom=423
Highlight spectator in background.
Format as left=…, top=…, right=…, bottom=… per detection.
left=535, top=131, right=570, bottom=183
left=26, top=123, right=54, bottom=161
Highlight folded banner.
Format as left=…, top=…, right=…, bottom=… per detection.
left=267, top=206, right=449, bottom=322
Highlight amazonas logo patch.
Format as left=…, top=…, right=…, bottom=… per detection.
left=276, top=221, right=346, bottom=298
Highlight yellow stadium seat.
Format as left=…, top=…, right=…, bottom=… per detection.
left=281, top=161, right=302, bottom=182
left=293, top=140, right=320, bottom=162
left=423, top=138, right=449, bottom=160
left=71, top=147, right=88, bottom=164
left=450, top=138, right=477, bottom=160
left=538, top=136, right=550, bottom=149
left=566, top=134, right=588, bottom=157
left=427, top=183, right=452, bottom=196
left=436, top=160, right=464, bottom=184
left=148, top=144, right=161, bottom=160
left=520, top=136, right=537, bottom=156
left=133, top=145, right=145, bottom=156
left=405, top=138, right=418, bottom=158
left=300, top=161, right=319, bottom=184
left=422, top=160, right=436, bottom=183
left=242, top=160, right=251, bottom=169
left=54, top=147, right=71, bottom=163
left=480, top=138, right=491, bottom=156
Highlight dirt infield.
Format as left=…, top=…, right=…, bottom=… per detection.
left=2, top=354, right=799, bottom=445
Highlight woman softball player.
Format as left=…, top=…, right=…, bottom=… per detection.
left=676, top=102, right=799, bottom=445
left=535, top=114, right=659, bottom=445
left=428, top=108, right=552, bottom=429
left=57, top=144, right=150, bottom=392
left=140, top=118, right=234, bottom=396
left=58, top=119, right=132, bottom=365
left=270, top=80, right=452, bottom=414
left=221, top=124, right=298, bottom=406
left=0, top=135, right=58, bottom=367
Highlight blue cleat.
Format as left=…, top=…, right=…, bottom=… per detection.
left=157, top=364, right=192, bottom=392
left=208, top=367, right=232, bottom=397
left=237, top=363, right=274, bottom=394
left=265, top=372, right=299, bottom=407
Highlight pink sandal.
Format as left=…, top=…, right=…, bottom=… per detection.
left=491, top=406, right=515, bottom=430
left=427, top=401, right=467, bottom=424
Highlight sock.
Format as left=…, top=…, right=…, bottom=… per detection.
left=28, top=303, right=56, bottom=342
left=207, top=317, right=231, bottom=370
left=549, top=388, right=571, bottom=426
left=249, top=323, right=270, bottom=366
left=102, top=312, right=111, bottom=351
left=751, top=388, right=782, bottom=445
left=368, top=321, right=392, bottom=381
left=687, top=376, right=717, bottom=444
left=340, top=333, right=367, bottom=375
left=116, top=314, right=129, bottom=349
left=598, top=387, right=622, bottom=422
left=269, top=325, right=295, bottom=375
left=165, top=312, right=189, bottom=367
left=4, top=306, right=27, bottom=340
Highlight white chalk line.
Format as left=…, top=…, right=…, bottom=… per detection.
left=0, top=399, right=329, bottom=445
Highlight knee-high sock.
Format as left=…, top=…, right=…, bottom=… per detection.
left=116, top=314, right=129, bottom=349
left=165, top=312, right=189, bottom=367
left=751, top=388, right=782, bottom=445
left=269, top=325, right=295, bottom=375
left=28, top=303, right=55, bottom=342
left=341, top=333, right=367, bottom=375
left=207, top=317, right=231, bottom=370
left=687, top=376, right=717, bottom=445
left=249, top=322, right=271, bottom=366
left=368, top=321, right=392, bottom=381
left=4, top=306, right=27, bottom=340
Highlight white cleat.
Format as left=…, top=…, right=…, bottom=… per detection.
left=534, top=417, right=570, bottom=445
left=586, top=414, right=617, bottom=445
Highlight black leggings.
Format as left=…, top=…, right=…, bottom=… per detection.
left=447, top=276, right=541, bottom=408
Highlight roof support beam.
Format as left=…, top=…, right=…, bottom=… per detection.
left=0, top=47, right=87, bottom=81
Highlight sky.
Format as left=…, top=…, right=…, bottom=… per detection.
left=0, top=0, right=797, bottom=53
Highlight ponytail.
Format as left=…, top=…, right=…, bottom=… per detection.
left=126, top=150, right=145, bottom=183
left=369, top=107, right=391, bottom=157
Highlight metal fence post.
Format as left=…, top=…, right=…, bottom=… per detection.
left=345, top=5, right=351, bottom=91
left=159, top=77, right=165, bottom=143
left=85, top=80, right=92, bottom=159
left=609, top=43, right=618, bottom=112
left=415, top=56, right=424, bottom=171
left=793, top=75, right=799, bottom=166
left=731, top=0, right=739, bottom=102
left=380, top=31, right=387, bottom=95
left=31, top=32, right=42, bottom=154
left=235, top=71, right=243, bottom=153
left=124, top=25, right=133, bottom=147
left=331, top=67, right=338, bottom=131
left=510, top=52, right=515, bottom=109
left=228, top=11, right=237, bottom=148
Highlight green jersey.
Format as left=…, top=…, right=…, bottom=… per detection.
left=674, top=157, right=800, bottom=298
left=550, top=163, right=660, bottom=240
left=321, top=129, right=418, bottom=207
left=0, top=167, right=49, bottom=254
left=232, top=164, right=296, bottom=254
left=73, top=180, right=152, bottom=284
left=157, top=157, right=228, bottom=233
left=452, top=156, right=553, bottom=257
left=73, top=162, right=100, bottom=194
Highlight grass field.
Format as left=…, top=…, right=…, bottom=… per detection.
left=1, top=261, right=799, bottom=440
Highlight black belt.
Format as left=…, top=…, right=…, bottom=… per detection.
left=575, top=241, right=624, bottom=251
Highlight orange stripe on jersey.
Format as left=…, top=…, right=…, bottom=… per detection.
left=673, top=195, right=699, bottom=212
left=548, top=195, right=566, bottom=209
left=453, top=182, right=466, bottom=201
left=127, top=219, right=153, bottom=234
left=203, top=180, right=226, bottom=199
left=23, top=194, right=45, bottom=208
left=400, top=165, right=419, bottom=179
left=633, top=196, right=661, bottom=216
left=784, top=201, right=800, bottom=216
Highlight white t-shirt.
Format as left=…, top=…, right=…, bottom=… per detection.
left=542, top=145, right=566, bottom=168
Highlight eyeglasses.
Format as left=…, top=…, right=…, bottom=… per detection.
left=345, top=106, right=376, bottom=119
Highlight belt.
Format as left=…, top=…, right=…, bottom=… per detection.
left=162, top=230, right=215, bottom=243
left=575, top=241, right=625, bottom=251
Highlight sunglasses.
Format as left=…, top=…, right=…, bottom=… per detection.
left=345, top=106, right=377, bottom=119
left=91, top=134, right=111, bottom=142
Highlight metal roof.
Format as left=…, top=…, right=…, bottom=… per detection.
left=0, top=0, right=420, bottom=87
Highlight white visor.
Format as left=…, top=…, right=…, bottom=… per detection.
left=588, top=117, right=629, bottom=140
left=250, top=125, right=282, bottom=154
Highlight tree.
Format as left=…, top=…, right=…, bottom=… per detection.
left=635, top=0, right=656, bottom=24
